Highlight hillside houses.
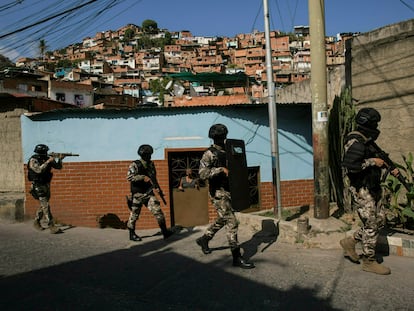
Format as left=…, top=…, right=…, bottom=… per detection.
left=3, top=23, right=351, bottom=109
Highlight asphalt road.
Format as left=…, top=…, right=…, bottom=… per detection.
left=1, top=220, right=414, bottom=311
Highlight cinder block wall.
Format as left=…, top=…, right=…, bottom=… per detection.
left=24, top=161, right=315, bottom=229
left=351, top=19, right=414, bottom=159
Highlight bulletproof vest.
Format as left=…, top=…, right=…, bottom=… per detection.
left=208, top=146, right=230, bottom=194
left=27, top=155, right=53, bottom=183
left=130, top=160, right=155, bottom=194
left=343, top=131, right=382, bottom=192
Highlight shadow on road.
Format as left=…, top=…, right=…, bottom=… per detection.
left=0, top=226, right=342, bottom=311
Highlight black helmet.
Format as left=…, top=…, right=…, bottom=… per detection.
left=137, top=144, right=153, bottom=156
left=34, top=144, right=49, bottom=155
left=355, top=108, right=381, bottom=129
left=208, top=124, right=228, bottom=140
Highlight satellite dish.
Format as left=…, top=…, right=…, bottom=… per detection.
left=165, top=80, right=173, bottom=90
left=173, top=82, right=185, bottom=96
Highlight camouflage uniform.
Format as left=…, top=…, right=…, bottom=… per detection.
left=341, top=108, right=393, bottom=275
left=28, top=154, right=62, bottom=228
left=126, top=151, right=172, bottom=241
left=196, top=124, right=254, bottom=269
left=343, top=132, right=384, bottom=260
left=126, top=159, right=166, bottom=229
left=199, top=145, right=239, bottom=249
left=349, top=186, right=385, bottom=258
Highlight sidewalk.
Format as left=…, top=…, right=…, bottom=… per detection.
left=236, top=210, right=414, bottom=258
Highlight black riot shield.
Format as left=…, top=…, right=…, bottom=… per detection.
left=225, top=139, right=250, bottom=212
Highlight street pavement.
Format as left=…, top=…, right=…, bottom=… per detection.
left=1, top=219, right=414, bottom=311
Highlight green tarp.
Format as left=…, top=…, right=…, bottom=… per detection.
left=167, top=72, right=256, bottom=87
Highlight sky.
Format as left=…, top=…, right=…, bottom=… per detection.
left=0, top=0, right=413, bottom=61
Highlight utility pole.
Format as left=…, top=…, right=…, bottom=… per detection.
left=263, top=0, right=282, bottom=219
left=308, top=0, right=330, bottom=219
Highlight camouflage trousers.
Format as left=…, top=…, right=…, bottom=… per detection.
left=31, top=183, right=54, bottom=226
left=205, top=189, right=239, bottom=249
left=127, top=193, right=165, bottom=230
left=350, top=186, right=385, bottom=259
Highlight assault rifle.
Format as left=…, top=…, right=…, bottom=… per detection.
left=367, top=140, right=411, bottom=191
left=126, top=183, right=167, bottom=210
left=49, top=152, right=79, bottom=159
left=147, top=172, right=167, bottom=205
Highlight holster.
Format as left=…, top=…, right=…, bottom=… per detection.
left=30, top=187, right=39, bottom=200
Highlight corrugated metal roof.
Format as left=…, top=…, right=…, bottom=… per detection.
left=24, top=101, right=310, bottom=120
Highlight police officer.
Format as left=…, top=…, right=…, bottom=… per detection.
left=195, top=124, right=254, bottom=269
left=126, top=144, right=173, bottom=241
left=28, top=144, right=63, bottom=234
left=341, top=108, right=399, bottom=275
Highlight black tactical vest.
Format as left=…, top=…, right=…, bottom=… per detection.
left=27, top=155, right=53, bottom=183
left=343, top=131, right=382, bottom=193
left=208, top=146, right=230, bottom=194
left=130, top=160, right=154, bottom=194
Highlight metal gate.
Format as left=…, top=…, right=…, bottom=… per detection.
left=167, top=150, right=260, bottom=226
left=168, top=150, right=208, bottom=227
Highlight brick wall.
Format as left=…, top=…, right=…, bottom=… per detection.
left=260, top=180, right=314, bottom=210
left=24, top=161, right=314, bottom=229
left=24, top=161, right=164, bottom=228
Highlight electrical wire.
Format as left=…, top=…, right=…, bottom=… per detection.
left=0, top=0, right=143, bottom=60
left=0, top=0, right=99, bottom=40
left=399, top=0, right=414, bottom=11
left=273, top=0, right=286, bottom=32
left=251, top=0, right=263, bottom=33
left=0, top=0, right=24, bottom=13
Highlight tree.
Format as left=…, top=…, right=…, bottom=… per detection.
left=56, top=59, right=73, bottom=68
left=123, top=28, right=135, bottom=42
left=149, top=77, right=172, bottom=104
left=0, top=54, right=14, bottom=70
left=142, top=19, right=158, bottom=33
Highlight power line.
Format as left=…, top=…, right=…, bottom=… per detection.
left=0, top=0, right=98, bottom=40
left=0, top=0, right=144, bottom=60
left=0, top=0, right=24, bottom=13
left=399, top=0, right=414, bottom=11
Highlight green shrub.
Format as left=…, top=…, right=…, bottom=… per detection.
left=382, top=152, right=414, bottom=229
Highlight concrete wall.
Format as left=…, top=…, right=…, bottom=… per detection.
left=276, top=65, right=345, bottom=107
left=0, top=108, right=26, bottom=193
left=0, top=108, right=27, bottom=221
left=351, top=19, right=414, bottom=159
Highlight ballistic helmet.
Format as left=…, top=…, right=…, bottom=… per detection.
left=355, top=108, right=381, bottom=130
left=137, top=144, right=153, bottom=156
left=34, top=144, right=49, bottom=155
left=208, top=124, right=228, bottom=140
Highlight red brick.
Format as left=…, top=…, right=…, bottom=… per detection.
left=24, top=161, right=314, bottom=228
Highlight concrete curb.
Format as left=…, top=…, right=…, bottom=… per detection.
left=236, top=212, right=414, bottom=258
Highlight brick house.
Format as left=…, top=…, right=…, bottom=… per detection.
left=21, top=104, right=314, bottom=229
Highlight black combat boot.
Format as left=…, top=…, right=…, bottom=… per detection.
left=196, top=235, right=212, bottom=254
left=33, top=219, right=43, bottom=231
left=158, top=219, right=173, bottom=239
left=231, top=247, right=255, bottom=269
left=48, top=221, right=62, bottom=234
left=129, top=228, right=142, bottom=241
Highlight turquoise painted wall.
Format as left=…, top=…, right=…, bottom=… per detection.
left=21, top=105, right=313, bottom=181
